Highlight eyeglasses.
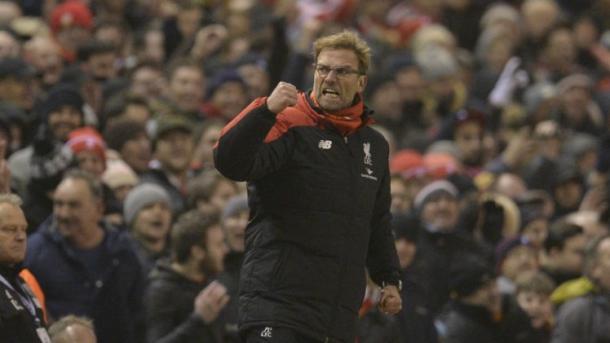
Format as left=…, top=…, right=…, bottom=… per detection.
left=313, top=64, right=362, bottom=78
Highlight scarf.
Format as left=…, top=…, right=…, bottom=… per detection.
left=307, top=92, right=371, bottom=136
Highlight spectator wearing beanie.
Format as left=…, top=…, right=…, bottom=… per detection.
left=436, top=257, right=501, bottom=343
left=496, top=236, right=539, bottom=295
left=201, top=69, right=249, bottom=120
left=65, top=127, right=124, bottom=220
left=66, top=127, right=106, bottom=177
left=104, top=118, right=151, bottom=174
left=414, top=180, right=460, bottom=233
left=9, top=84, right=85, bottom=198
left=391, top=214, right=439, bottom=343
left=50, top=0, right=93, bottom=62
left=124, top=183, right=172, bottom=277
left=438, top=256, right=539, bottom=343
left=410, top=180, right=491, bottom=316
left=102, top=159, right=138, bottom=203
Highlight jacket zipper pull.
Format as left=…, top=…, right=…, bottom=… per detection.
left=344, top=136, right=348, bottom=143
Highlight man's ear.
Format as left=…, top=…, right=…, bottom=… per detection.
left=358, top=75, right=367, bottom=93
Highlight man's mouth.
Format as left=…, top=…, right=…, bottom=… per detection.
left=322, top=88, right=340, bottom=98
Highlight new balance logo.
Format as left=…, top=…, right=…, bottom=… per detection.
left=318, top=140, right=332, bottom=150
left=260, top=327, right=273, bottom=338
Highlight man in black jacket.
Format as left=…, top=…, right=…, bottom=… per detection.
left=145, top=210, right=229, bottom=343
left=215, top=30, right=402, bottom=343
left=0, top=193, right=50, bottom=343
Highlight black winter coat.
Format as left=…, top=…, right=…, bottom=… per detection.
left=0, top=266, right=48, bottom=343
left=217, top=251, right=243, bottom=343
left=214, top=93, right=401, bottom=343
left=144, top=262, right=224, bottom=343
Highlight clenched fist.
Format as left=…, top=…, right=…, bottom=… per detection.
left=267, top=82, right=298, bottom=114
left=378, top=285, right=402, bottom=314
left=194, top=281, right=230, bottom=324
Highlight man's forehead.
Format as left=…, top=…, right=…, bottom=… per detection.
left=55, top=178, right=92, bottom=197
left=317, top=49, right=359, bottom=65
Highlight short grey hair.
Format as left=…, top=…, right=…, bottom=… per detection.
left=48, top=315, right=95, bottom=342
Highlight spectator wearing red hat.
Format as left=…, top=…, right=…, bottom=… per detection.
left=66, top=127, right=107, bottom=177
left=49, top=0, right=93, bottom=62
left=66, top=127, right=124, bottom=224
left=437, top=108, right=487, bottom=177
left=389, top=149, right=429, bottom=214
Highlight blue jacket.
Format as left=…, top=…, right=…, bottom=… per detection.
left=25, top=220, right=145, bottom=343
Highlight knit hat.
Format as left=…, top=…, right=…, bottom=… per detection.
left=389, top=149, right=425, bottom=178
left=222, top=194, right=249, bottom=220
left=50, top=0, right=93, bottom=34
left=123, top=183, right=171, bottom=225
left=66, top=127, right=106, bottom=166
left=449, top=256, right=495, bottom=297
left=102, top=159, right=138, bottom=190
left=391, top=214, right=420, bottom=242
left=495, top=236, right=531, bottom=272
left=103, top=119, right=147, bottom=152
left=413, top=180, right=459, bottom=211
left=423, top=152, right=461, bottom=179
left=41, top=84, right=84, bottom=120
left=206, top=69, right=247, bottom=99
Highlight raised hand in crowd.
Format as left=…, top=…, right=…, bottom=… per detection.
left=194, top=280, right=230, bottom=324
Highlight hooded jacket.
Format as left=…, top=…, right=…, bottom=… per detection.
left=214, top=92, right=400, bottom=342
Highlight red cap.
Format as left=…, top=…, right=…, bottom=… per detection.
left=50, top=0, right=93, bottom=34
left=67, top=127, right=106, bottom=165
left=423, top=152, right=460, bottom=179
left=390, top=149, right=426, bottom=179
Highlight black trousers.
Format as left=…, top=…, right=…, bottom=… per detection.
left=244, top=326, right=326, bottom=343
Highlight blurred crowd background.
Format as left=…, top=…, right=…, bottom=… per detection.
left=2, top=0, right=610, bottom=342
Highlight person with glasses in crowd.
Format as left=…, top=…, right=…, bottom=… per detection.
left=215, top=30, right=402, bottom=343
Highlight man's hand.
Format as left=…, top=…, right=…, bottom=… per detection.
left=378, top=285, right=402, bottom=314
left=266, top=82, right=298, bottom=114
left=194, top=281, right=230, bottom=324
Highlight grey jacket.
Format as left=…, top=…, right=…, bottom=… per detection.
left=552, top=294, right=610, bottom=343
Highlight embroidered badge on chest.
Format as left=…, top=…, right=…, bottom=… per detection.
left=363, top=142, right=373, bottom=166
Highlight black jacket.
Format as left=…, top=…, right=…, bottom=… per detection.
left=145, top=262, right=223, bottom=343
left=214, top=93, right=401, bottom=342
left=217, top=251, right=244, bottom=343
left=438, top=301, right=502, bottom=343
left=0, top=266, right=48, bottom=343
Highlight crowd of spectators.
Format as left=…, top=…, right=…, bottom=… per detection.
left=1, top=0, right=610, bottom=342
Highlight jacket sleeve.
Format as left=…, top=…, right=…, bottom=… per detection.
left=145, top=286, right=219, bottom=343
left=214, top=98, right=294, bottom=181
left=366, top=142, right=401, bottom=287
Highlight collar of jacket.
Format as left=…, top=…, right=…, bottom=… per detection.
left=301, top=91, right=374, bottom=136
left=42, top=219, right=131, bottom=256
